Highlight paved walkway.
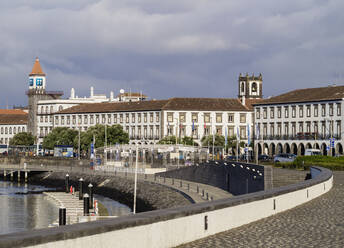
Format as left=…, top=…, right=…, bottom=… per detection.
left=178, top=171, right=344, bottom=248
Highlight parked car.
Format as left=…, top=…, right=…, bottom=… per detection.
left=258, top=154, right=271, bottom=161
left=304, top=149, right=321, bottom=156
left=273, top=153, right=296, bottom=163
left=225, top=155, right=237, bottom=161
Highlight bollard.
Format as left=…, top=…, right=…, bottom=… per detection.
left=187, top=183, right=190, bottom=191
left=180, top=180, right=182, bottom=188
left=206, top=192, right=209, bottom=200
left=202, top=189, right=205, bottom=197
left=65, top=174, right=70, bottom=193
left=88, top=183, right=93, bottom=209
left=79, top=178, right=84, bottom=200
left=83, top=193, right=89, bottom=216
left=25, top=171, right=28, bottom=183
left=59, top=207, right=66, bottom=226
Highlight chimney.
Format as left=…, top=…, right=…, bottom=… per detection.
left=90, top=86, right=94, bottom=98
left=70, top=88, right=75, bottom=99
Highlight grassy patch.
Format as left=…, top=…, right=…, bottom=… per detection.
left=97, top=201, right=109, bottom=216
left=273, top=156, right=344, bottom=171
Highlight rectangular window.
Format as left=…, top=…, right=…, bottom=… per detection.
left=90, top=115, right=94, bottom=124
left=192, top=113, right=198, bottom=123
left=321, top=104, right=326, bottom=117
left=306, top=105, right=311, bottom=117
left=156, top=112, right=160, bottom=122
left=256, top=108, right=260, bottom=119
left=108, top=114, right=111, bottom=124
left=78, top=115, right=82, bottom=125
left=144, top=114, right=147, bottom=123
left=61, top=116, right=65, bottom=125
left=240, top=126, right=246, bottom=139
left=263, top=108, right=267, bottom=119
left=329, top=104, right=333, bottom=116
left=67, top=116, right=70, bottom=125
left=84, top=115, right=88, bottom=124
left=314, top=105, right=318, bottom=117
left=179, top=113, right=186, bottom=123
left=138, top=114, right=141, bottom=123
left=270, top=124, right=274, bottom=136
left=228, top=126, right=234, bottom=137
left=55, top=116, right=59, bottom=125
left=150, top=113, right=153, bottom=123
left=292, top=106, right=296, bottom=118
left=270, top=107, right=274, bottom=119
left=96, top=115, right=100, bottom=124
left=284, top=107, right=289, bottom=118
left=299, top=106, right=303, bottom=118
left=277, top=107, right=281, bottom=118
left=113, top=114, right=117, bottom=123
left=337, top=103, right=341, bottom=116
left=167, top=112, right=173, bottom=123
left=45, top=116, right=48, bottom=122
left=216, top=113, right=222, bottom=123
left=132, top=114, right=135, bottom=123
left=228, top=113, right=234, bottom=123
left=299, top=122, right=303, bottom=133
left=240, top=114, right=246, bottom=123
left=72, top=116, right=76, bottom=125
left=126, top=114, right=129, bottom=123
left=204, top=113, right=211, bottom=123
left=119, top=114, right=123, bottom=123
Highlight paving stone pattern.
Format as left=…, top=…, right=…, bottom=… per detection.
left=178, top=171, right=344, bottom=248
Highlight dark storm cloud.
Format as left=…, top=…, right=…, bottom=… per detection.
left=0, top=0, right=343, bottom=107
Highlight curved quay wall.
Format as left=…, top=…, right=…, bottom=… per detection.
left=0, top=166, right=333, bottom=248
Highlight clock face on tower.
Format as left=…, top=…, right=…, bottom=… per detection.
left=29, top=78, right=33, bottom=86
left=36, top=78, right=43, bottom=86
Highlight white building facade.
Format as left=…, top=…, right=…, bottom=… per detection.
left=0, top=110, right=28, bottom=145
left=254, top=85, right=344, bottom=156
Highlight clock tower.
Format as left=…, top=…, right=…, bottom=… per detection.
left=26, top=58, right=63, bottom=137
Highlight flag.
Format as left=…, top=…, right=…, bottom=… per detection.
left=192, top=120, right=195, bottom=131
left=225, top=127, right=228, bottom=146
left=247, top=124, right=250, bottom=145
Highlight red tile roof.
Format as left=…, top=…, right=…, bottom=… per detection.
left=0, top=114, right=28, bottom=125
left=29, top=57, right=45, bottom=76
left=57, top=98, right=249, bottom=114
left=254, top=85, right=344, bottom=105
left=0, top=109, right=27, bottom=115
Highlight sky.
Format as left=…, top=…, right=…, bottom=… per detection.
left=1, top=0, right=343, bottom=108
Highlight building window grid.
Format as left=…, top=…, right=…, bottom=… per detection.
left=240, top=114, right=246, bottom=123
left=292, top=106, right=296, bottom=118
left=216, top=113, right=222, bottom=123
left=284, top=107, right=289, bottom=118
left=337, top=103, right=341, bottom=116
left=299, top=106, right=303, bottom=118
left=306, top=105, right=311, bottom=117
left=263, top=108, right=267, bottom=119
left=277, top=107, right=281, bottom=118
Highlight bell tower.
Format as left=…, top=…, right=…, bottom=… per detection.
left=26, top=57, right=63, bottom=137
left=238, top=73, right=263, bottom=100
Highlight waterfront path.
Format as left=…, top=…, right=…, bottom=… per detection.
left=178, top=171, right=344, bottom=248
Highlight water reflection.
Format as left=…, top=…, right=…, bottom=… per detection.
left=0, top=181, right=58, bottom=235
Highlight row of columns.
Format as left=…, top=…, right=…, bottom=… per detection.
left=2, top=170, right=28, bottom=182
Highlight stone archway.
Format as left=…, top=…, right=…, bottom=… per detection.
left=277, top=143, right=283, bottom=154
left=256, top=143, right=262, bottom=155
left=291, top=143, right=298, bottom=155
left=321, top=143, right=327, bottom=156
left=284, top=143, right=291, bottom=154
left=313, top=143, right=320, bottom=150
left=306, top=143, right=312, bottom=149
left=269, top=143, right=276, bottom=157
left=264, top=143, right=269, bottom=155
left=336, top=143, right=343, bottom=155
left=298, top=143, right=305, bottom=156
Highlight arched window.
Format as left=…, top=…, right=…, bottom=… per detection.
left=5, top=127, right=8, bottom=134
left=46, top=106, right=49, bottom=114
left=22, top=126, right=25, bottom=132
left=59, top=105, right=63, bottom=111
left=13, top=127, right=16, bottom=134
left=241, top=82, right=245, bottom=94
left=41, top=106, right=44, bottom=113
left=252, top=82, right=257, bottom=93
left=9, top=127, right=12, bottom=134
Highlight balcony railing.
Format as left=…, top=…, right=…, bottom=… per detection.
left=258, top=133, right=341, bottom=141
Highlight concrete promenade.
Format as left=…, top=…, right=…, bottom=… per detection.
left=179, top=171, right=344, bottom=248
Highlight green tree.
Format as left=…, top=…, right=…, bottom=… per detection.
left=42, top=127, right=78, bottom=150
left=9, top=132, right=35, bottom=146
left=181, top=136, right=198, bottom=146
left=201, top=135, right=225, bottom=147
left=76, top=124, right=129, bottom=153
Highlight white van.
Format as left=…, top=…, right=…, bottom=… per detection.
left=305, top=149, right=321, bottom=156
